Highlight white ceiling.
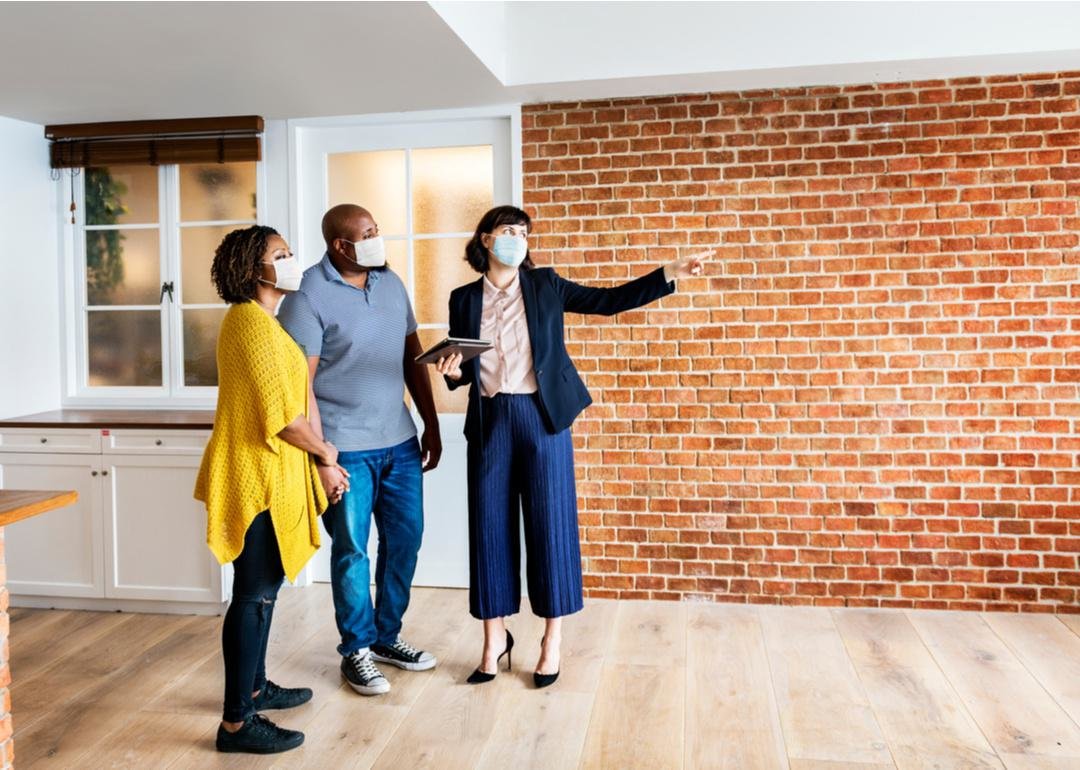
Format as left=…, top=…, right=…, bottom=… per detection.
left=1, top=1, right=1079, bottom=126
left=0, top=1, right=506, bottom=124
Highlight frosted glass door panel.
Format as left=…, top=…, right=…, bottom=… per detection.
left=412, top=145, right=493, bottom=234
left=327, top=150, right=407, bottom=236
left=414, top=237, right=473, bottom=327
left=385, top=239, right=408, bottom=284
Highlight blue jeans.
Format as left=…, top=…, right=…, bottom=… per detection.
left=323, top=437, right=424, bottom=656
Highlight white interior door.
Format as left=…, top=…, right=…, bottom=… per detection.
left=292, top=111, right=519, bottom=588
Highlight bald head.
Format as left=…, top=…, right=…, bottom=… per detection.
left=322, top=204, right=374, bottom=248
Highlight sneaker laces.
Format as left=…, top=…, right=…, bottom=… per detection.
left=247, top=713, right=282, bottom=737
left=348, top=651, right=383, bottom=681
left=391, top=637, right=421, bottom=659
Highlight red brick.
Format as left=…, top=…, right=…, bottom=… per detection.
left=537, top=75, right=1080, bottom=612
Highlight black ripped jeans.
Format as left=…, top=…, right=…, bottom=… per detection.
left=222, top=510, right=285, bottom=723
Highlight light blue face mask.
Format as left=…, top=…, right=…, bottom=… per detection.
left=491, top=234, right=528, bottom=268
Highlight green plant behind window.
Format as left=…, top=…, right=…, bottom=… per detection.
left=85, top=168, right=128, bottom=303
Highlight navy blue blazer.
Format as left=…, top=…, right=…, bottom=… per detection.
left=446, top=266, right=675, bottom=441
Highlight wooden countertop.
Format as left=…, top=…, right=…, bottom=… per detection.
left=0, top=409, right=215, bottom=430
left=0, top=489, right=79, bottom=527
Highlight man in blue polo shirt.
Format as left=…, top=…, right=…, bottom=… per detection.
left=278, top=203, right=442, bottom=696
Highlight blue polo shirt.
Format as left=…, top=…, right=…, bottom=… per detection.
left=278, top=254, right=418, bottom=452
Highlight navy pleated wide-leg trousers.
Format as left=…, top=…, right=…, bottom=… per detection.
left=467, top=393, right=584, bottom=620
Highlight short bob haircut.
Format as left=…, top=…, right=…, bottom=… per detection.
left=464, top=205, right=534, bottom=273
left=210, top=225, right=280, bottom=304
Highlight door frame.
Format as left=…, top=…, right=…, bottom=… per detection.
left=284, top=105, right=523, bottom=588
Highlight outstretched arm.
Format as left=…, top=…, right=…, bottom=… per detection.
left=556, top=250, right=711, bottom=316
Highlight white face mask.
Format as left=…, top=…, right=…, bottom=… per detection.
left=260, top=255, right=303, bottom=292
left=343, top=236, right=386, bottom=268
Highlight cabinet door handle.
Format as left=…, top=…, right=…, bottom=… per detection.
left=101, top=470, right=109, bottom=476
left=91, top=470, right=98, bottom=476
left=40, top=437, right=48, bottom=443
left=155, top=439, right=163, bottom=446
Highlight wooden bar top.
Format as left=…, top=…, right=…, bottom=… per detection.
left=0, top=409, right=215, bottom=430
left=0, top=489, right=79, bottom=527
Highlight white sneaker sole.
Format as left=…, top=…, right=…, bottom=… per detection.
left=371, top=653, right=437, bottom=672
left=342, top=674, right=391, bottom=696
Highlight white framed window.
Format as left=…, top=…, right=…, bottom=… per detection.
left=62, top=161, right=263, bottom=405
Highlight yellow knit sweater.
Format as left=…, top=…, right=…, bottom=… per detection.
left=194, top=301, right=327, bottom=582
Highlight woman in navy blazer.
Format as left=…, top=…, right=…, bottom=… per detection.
left=437, top=205, right=706, bottom=688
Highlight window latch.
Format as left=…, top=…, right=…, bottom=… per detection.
left=159, top=281, right=174, bottom=303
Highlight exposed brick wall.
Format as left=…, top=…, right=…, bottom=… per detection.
left=522, top=71, right=1080, bottom=611
left=0, top=527, right=11, bottom=768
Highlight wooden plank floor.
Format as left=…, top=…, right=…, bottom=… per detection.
left=10, top=587, right=1080, bottom=769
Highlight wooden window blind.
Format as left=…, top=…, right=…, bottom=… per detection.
left=46, top=116, right=263, bottom=168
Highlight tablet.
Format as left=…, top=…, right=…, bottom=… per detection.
left=414, top=336, right=493, bottom=365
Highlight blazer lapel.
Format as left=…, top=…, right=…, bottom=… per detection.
left=465, top=278, right=484, bottom=382
left=519, top=268, right=542, bottom=360
left=466, top=277, right=483, bottom=338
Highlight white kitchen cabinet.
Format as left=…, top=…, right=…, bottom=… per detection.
left=102, top=453, right=224, bottom=603
left=0, top=451, right=104, bottom=598
left=0, top=426, right=227, bottom=614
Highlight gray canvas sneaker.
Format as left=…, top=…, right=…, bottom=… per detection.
left=341, top=649, right=391, bottom=695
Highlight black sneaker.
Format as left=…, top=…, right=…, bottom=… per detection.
left=341, top=649, right=391, bottom=695
left=252, top=680, right=313, bottom=711
left=215, top=713, right=304, bottom=754
left=371, top=637, right=437, bottom=672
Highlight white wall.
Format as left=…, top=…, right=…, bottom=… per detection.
left=0, top=115, right=61, bottom=419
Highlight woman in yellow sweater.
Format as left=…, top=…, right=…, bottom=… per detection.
left=194, top=225, right=348, bottom=755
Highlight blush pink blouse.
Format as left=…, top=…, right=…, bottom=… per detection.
left=478, top=272, right=539, bottom=397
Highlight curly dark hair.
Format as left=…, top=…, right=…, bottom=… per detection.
left=464, top=205, right=534, bottom=274
left=210, top=225, right=280, bottom=304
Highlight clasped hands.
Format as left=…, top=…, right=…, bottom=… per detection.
left=316, top=442, right=350, bottom=504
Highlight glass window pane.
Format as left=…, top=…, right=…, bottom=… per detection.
left=414, top=238, right=474, bottom=326
left=179, top=162, right=257, bottom=222
left=181, top=225, right=236, bottom=304
left=87, top=310, right=162, bottom=386
left=385, top=239, right=408, bottom=287
left=85, top=166, right=159, bottom=226
left=412, top=145, right=493, bottom=234
left=85, top=228, right=160, bottom=306
left=183, top=308, right=227, bottom=386
left=327, top=150, right=407, bottom=236
left=417, top=328, right=468, bottom=414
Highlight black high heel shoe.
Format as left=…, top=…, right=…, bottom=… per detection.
left=467, top=630, right=514, bottom=684
left=533, top=636, right=560, bottom=689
